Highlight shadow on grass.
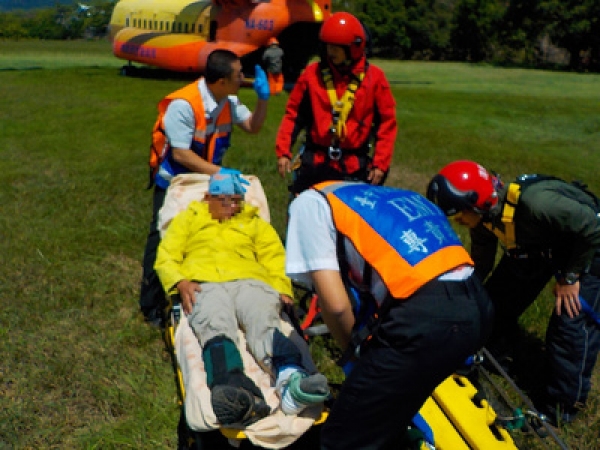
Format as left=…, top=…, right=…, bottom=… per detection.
left=118, top=64, right=199, bottom=81
left=0, top=66, right=43, bottom=71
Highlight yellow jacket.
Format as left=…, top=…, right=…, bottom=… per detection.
left=155, top=201, right=292, bottom=298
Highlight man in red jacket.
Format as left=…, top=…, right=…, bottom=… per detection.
left=275, top=12, right=397, bottom=194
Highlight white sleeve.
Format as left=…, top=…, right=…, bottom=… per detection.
left=163, top=99, right=195, bottom=149
left=228, top=95, right=252, bottom=124
left=285, top=190, right=340, bottom=287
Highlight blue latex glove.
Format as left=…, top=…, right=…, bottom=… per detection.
left=216, top=167, right=250, bottom=192
left=217, top=167, right=242, bottom=176
left=253, top=65, right=270, bottom=100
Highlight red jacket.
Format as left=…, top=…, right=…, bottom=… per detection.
left=275, top=57, right=397, bottom=174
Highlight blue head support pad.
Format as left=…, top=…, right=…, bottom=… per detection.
left=208, top=173, right=247, bottom=196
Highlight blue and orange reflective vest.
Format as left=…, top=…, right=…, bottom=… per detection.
left=313, top=181, right=474, bottom=299
left=153, top=80, right=233, bottom=189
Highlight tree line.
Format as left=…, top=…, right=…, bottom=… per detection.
left=1, top=0, right=598, bottom=71
left=0, top=1, right=113, bottom=40
left=345, top=0, right=599, bottom=70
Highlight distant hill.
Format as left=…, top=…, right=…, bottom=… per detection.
left=0, top=0, right=77, bottom=12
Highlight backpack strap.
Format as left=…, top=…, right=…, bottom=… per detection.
left=335, top=230, right=374, bottom=321
left=484, top=182, right=521, bottom=249
left=335, top=230, right=391, bottom=368
left=483, top=174, right=599, bottom=250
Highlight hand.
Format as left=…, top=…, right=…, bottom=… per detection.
left=554, top=281, right=581, bottom=318
left=368, top=167, right=385, bottom=185
left=279, top=294, right=294, bottom=307
left=177, top=279, right=202, bottom=315
left=253, top=65, right=270, bottom=100
left=277, top=156, right=292, bottom=178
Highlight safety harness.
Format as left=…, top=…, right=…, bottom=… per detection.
left=482, top=181, right=523, bottom=250
left=484, top=174, right=600, bottom=253
left=321, top=66, right=366, bottom=163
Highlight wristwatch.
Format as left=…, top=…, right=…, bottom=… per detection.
left=559, top=272, right=580, bottom=285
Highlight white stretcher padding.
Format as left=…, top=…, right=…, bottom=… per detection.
left=176, top=313, right=322, bottom=449
left=158, top=173, right=271, bottom=237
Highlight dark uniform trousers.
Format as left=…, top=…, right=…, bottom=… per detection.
left=320, top=275, right=494, bottom=450
left=140, top=185, right=167, bottom=318
left=485, top=252, right=600, bottom=409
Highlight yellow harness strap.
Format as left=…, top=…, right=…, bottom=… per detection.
left=322, top=67, right=365, bottom=144
left=483, top=182, right=521, bottom=249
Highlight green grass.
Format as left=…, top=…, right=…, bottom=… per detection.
left=1, top=40, right=599, bottom=449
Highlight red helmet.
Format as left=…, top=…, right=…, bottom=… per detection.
left=319, top=12, right=366, bottom=61
left=267, top=37, right=279, bottom=46
left=426, top=160, right=499, bottom=216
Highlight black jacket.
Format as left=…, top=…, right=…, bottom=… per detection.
left=470, top=178, right=600, bottom=280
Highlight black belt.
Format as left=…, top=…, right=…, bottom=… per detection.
left=305, top=144, right=369, bottom=156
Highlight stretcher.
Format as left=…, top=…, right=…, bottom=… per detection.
left=159, top=173, right=328, bottom=450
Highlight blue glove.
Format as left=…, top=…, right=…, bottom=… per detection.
left=218, top=167, right=242, bottom=176
left=253, top=65, right=270, bottom=100
left=216, top=167, right=250, bottom=192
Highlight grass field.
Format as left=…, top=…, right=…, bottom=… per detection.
left=1, top=39, right=599, bottom=449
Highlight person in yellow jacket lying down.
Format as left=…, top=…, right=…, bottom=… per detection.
left=155, top=172, right=329, bottom=427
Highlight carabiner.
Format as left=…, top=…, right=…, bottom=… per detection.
left=328, top=146, right=342, bottom=161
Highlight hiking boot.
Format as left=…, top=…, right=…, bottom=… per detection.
left=211, top=385, right=270, bottom=426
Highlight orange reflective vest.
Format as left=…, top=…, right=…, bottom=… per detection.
left=154, top=80, right=233, bottom=189
left=313, top=181, right=474, bottom=299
